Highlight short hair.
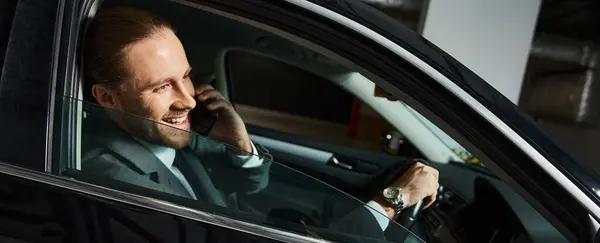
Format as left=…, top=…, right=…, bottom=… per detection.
left=83, top=6, right=173, bottom=102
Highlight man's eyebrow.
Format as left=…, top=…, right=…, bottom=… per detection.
left=140, top=67, right=193, bottom=91
left=139, top=78, right=169, bottom=91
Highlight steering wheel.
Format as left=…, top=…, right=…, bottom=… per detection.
left=397, top=198, right=424, bottom=230
left=395, top=158, right=426, bottom=230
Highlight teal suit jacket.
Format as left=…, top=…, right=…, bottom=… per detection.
left=78, top=114, right=401, bottom=242
left=80, top=116, right=271, bottom=207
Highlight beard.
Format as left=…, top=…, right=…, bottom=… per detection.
left=109, top=105, right=192, bottom=149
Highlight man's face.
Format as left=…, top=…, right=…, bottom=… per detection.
left=100, top=28, right=196, bottom=148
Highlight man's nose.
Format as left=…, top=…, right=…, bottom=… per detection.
left=172, top=82, right=196, bottom=110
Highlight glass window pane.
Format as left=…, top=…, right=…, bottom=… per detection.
left=228, top=50, right=425, bottom=158
left=223, top=46, right=566, bottom=242
left=58, top=96, right=424, bottom=242
left=54, top=1, right=569, bottom=242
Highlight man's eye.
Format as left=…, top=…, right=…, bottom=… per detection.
left=154, top=84, right=171, bottom=92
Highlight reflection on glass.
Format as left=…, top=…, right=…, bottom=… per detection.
left=60, top=97, right=423, bottom=243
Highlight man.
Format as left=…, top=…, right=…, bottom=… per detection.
left=82, top=6, right=439, bottom=241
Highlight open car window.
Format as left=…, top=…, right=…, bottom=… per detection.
left=227, top=50, right=480, bottom=167
left=56, top=96, right=424, bottom=243
left=223, top=51, right=567, bottom=242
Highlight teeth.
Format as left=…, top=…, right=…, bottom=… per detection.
left=164, top=117, right=186, bottom=124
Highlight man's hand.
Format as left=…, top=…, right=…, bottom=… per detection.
left=195, top=84, right=253, bottom=154
left=374, top=162, right=439, bottom=219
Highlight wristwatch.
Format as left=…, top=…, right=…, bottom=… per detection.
left=382, top=187, right=405, bottom=215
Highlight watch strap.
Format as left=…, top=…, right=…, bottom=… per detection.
left=383, top=187, right=405, bottom=215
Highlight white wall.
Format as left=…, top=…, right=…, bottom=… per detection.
left=421, top=0, right=541, bottom=103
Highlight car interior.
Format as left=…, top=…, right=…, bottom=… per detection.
left=60, top=0, right=572, bottom=242
left=68, top=1, right=426, bottom=242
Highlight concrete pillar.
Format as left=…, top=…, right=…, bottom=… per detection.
left=420, top=0, right=542, bottom=103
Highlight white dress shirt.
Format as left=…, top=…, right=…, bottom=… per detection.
left=134, top=137, right=391, bottom=231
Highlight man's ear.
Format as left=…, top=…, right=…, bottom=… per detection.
left=92, top=84, right=120, bottom=109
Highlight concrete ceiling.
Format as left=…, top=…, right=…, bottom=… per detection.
left=536, top=0, right=600, bottom=42
left=366, top=0, right=600, bottom=43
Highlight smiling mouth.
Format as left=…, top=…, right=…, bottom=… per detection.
left=162, top=115, right=188, bottom=125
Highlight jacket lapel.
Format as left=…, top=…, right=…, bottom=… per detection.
left=83, top=116, right=193, bottom=199
left=106, top=136, right=193, bottom=199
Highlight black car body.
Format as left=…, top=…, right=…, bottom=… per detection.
left=1, top=0, right=599, bottom=242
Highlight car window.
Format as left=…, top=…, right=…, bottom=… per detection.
left=51, top=1, right=570, bottom=242
left=228, top=50, right=424, bottom=159
left=227, top=50, right=483, bottom=167
left=224, top=50, right=567, bottom=242
left=56, top=96, right=423, bottom=243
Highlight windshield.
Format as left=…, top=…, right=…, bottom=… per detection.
left=402, top=103, right=483, bottom=167
left=335, top=72, right=486, bottom=167
left=59, top=96, right=425, bottom=243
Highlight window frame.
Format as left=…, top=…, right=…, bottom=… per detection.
left=48, top=0, right=338, bottom=242
left=51, top=0, right=97, bottom=173
left=49, top=0, right=425, bottom=242
left=195, top=0, right=598, bottom=241
left=0, top=161, right=327, bottom=243
left=44, top=0, right=598, bottom=242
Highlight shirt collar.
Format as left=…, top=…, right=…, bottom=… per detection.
left=133, top=137, right=177, bottom=168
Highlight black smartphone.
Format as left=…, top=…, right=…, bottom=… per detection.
left=190, top=101, right=219, bottom=136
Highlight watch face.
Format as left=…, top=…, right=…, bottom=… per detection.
left=383, top=187, right=401, bottom=199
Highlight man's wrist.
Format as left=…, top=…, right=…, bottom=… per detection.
left=229, top=139, right=253, bottom=155
left=373, top=195, right=396, bottom=219
left=238, top=142, right=253, bottom=155
left=373, top=190, right=411, bottom=219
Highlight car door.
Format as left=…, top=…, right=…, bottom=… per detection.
left=0, top=0, right=314, bottom=243
left=0, top=1, right=290, bottom=243
left=2, top=0, right=599, bottom=243
left=0, top=0, right=423, bottom=242
left=192, top=0, right=600, bottom=241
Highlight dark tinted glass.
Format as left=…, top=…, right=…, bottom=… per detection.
left=0, top=0, right=59, bottom=170
left=0, top=167, right=285, bottom=243
left=56, top=96, right=423, bottom=243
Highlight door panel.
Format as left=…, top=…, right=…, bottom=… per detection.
left=50, top=96, right=423, bottom=242
left=198, top=0, right=594, bottom=240
left=0, top=167, right=282, bottom=243
left=0, top=0, right=59, bottom=171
